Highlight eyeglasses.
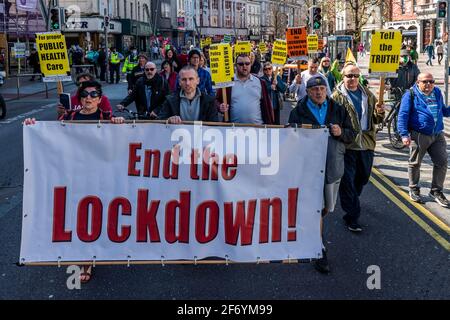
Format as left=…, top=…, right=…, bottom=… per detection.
left=80, top=90, right=101, bottom=98
left=264, top=67, right=272, bottom=70
left=344, top=74, right=360, bottom=79
left=145, top=68, right=155, bottom=71
left=419, top=80, right=435, bottom=84
left=237, top=62, right=251, bottom=66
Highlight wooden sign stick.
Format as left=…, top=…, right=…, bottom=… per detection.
left=222, top=87, right=229, bottom=122
left=378, top=76, right=385, bottom=106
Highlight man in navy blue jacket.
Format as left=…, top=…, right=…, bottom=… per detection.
left=398, top=73, right=450, bottom=207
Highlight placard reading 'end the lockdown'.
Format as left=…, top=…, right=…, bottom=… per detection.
left=286, top=27, right=307, bottom=58
left=369, top=30, right=402, bottom=78
left=210, top=43, right=235, bottom=88
left=272, top=40, right=287, bottom=67
left=36, top=32, right=71, bottom=82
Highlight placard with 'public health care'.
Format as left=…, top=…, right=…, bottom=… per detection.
left=369, top=30, right=402, bottom=78
left=272, top=40, right=287, bottom=67
left=36, top=32, right=71, bottom=82
left=210, top=43, right=235, bottom=88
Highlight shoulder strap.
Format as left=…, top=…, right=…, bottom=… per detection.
left=409, top=88, right=414, bottom=111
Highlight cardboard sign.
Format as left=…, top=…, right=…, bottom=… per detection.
left=210, top=43, right=235, bottom=88
left=201, top=37, right=212, bottom=49
left=272, top=40, right=287, bottom=67
left=307, top=35, right=319, bottom=54
left=234, top=41, right=251, bottom=58
left=286, top=27, right=308, bottom=58
left=369, top=30, right=402, bottom=77
left=35, top=32, right=71, bottom=82
left=223, top=35, right=232, bottom=43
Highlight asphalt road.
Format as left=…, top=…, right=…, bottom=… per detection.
left=0, top=83, right=449, bottom=300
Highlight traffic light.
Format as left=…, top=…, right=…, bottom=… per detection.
left=104, top=16, right=110, bottom=28
left=310, top=6, right=322, bottom=30
left=50, top=8, right=60, bottom=31
left=437, top=1, right=447, bottom=19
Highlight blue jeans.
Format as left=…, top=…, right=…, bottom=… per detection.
left=339, top=149, right=374, bottom=223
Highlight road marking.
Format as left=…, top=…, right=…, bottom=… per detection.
left=0, top=103, right=56, bottom=125
left=370, top=176, right=450, bottom=251
left=372, top=167, right=450, bottom=235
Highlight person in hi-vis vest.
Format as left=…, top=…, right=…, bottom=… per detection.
left=109, top=47, right=124, bottom=84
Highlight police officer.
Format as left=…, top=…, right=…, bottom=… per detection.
left=122, top=46, right=139, bottom=89
left=109, top=47, right=124, bottom=84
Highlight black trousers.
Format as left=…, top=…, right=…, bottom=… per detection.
left=339, top=149, right=374, bottom=223
left=109, top=63, right=120, bottom=83
left=99, top=64, right=106, bottom=81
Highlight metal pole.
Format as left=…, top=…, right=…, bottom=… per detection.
left=445, top=1, right=449, bottom=106
left=104, top=5, right=109, bottom=84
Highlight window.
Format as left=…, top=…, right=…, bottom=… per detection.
left=161, top=2, right=171, bottom=18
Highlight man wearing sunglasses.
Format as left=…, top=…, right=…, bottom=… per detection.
left=398, top=73, right=450, bottom=207
left=117, top=61, right=169, bottom=117
left=217, top=54, right=274, bottom=125
left=332, top=63, right=385, bottom=233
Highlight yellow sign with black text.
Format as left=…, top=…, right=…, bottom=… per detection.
left=369, top=30, right=402, bottom=77
left=259, top=42, right=267, bottom=54
left=307, top=35, right=319, bottom=54
left=36, top=32, right=71, bottom=82
left=272, top=40, right=287, bottom=67
left=210, top=43, right=235, bottom=88
left=234, top=41, right=252, bottom=58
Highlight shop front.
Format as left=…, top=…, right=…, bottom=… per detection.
left=120, top=19, right=152, bottom=53
left=63, top=17, right=122, bottom=51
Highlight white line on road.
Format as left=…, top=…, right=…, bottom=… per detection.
left=0, top=103, right=56, bottom=125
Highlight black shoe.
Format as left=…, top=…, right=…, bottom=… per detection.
left=314, top=249, right=330, bottom=274
left=344, top=218, right=363, bottom=232
left=429, top=190, right=449, bottom=208
left=409, top=189, right=423, bottom=203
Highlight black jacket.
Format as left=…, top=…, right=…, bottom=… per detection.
left=120, top=74, right=169, bottom=115
left=128, top=65, right=146, bottom=91
left=386, top=62, right=420, bottom=92
left=289, top=96, right=356, bottom=183
left=157, top=90, right=219, bottom=122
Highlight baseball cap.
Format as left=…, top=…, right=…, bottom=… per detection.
left=307, top=76, right=328, bottom=89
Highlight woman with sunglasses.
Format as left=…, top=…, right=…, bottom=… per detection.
left=261, top=62, right=287, bottom=125
left=56, top=73, right=112, bottom=118
left=59, top=81, right=124, bottom=123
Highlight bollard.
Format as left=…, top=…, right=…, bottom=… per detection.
left=16, top=75, right=20, bottom=99
left=45, top=82, right=48, bottom=98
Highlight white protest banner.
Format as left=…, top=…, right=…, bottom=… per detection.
left=16, top=0, right=38, bottom=12
left=21, top=123, right=328, bottom=264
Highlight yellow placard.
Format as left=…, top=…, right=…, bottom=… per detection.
left=307, top=35, right=319, bottom=53
left=259, top=42, right=267, bottom=54
left=201, top=37, right=212, bottom=49
left=272, top=40, right=287, bottom=67
left=210, top=43, right=235, bottom=88
left=369, top=30, right=402, bottom=77
left=234, top=41, right=252, bottom=58
left=36, top=32, right=71, bottom=82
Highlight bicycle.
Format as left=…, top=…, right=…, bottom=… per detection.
left=376, top=87, right=405, bottom=150
left=114, top=106, right=156, bottom=120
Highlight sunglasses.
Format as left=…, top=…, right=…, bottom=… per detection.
left=237, top=62, right=251, bottom=66
left=344, top=74, right=360, bottom=79
left=145, top=68, right=156, bottom=71
left=80, top=90, right=100, bottom=98
left=264, top=67, right=272, bottom=70
left=419, top=80, right=435, bottom=84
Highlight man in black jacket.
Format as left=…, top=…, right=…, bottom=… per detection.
left=158, top=65, right=218, bottom=123
left=386, top=49, right=420, bottom=93
left=289, top=76, right=356, bottom=274
left=117, top=61, right=169, bottom=117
